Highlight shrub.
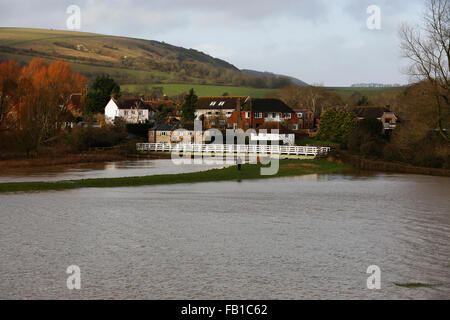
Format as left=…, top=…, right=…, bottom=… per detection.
left=126, top=123, right=152, bottom=138
left=69, top=124, right=127, bottom=152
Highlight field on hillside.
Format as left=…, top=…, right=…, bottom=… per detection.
left=122, top=84, right=277, bottom=98
left=326, top=86, right=402, bottom=98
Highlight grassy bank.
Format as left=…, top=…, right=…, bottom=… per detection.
left=0, top=159, right=348, bottom=193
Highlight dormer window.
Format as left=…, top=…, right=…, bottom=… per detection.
left=210, top=101, right=217, bottom=106
left=218, top=101, right=225, bottom=106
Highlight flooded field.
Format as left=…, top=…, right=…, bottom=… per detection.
left=1, top=172, right=449, bottom=299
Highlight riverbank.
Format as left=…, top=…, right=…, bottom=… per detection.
left=333, top=151, right=450, bottom=177
left=0, top=159, right=348, bottom=193
left=0, top=151, right=172, bottom=172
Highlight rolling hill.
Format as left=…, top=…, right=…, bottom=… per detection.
left=241, top=69, right=308, bottom=87
left=0, top=27, right=307, bottom=96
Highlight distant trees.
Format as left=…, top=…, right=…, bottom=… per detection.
left=85, top=74, right=121, bottom=114
left=182, top=88, right=198, bottom=123
left=316, top=109, right=357, bottom=146
left=267, top=85, right=344, bottom=117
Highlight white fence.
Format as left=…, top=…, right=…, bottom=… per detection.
left=137, top=143, right=331, bottom=157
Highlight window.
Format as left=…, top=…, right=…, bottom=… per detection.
left=255, top=112, right=262, bottom=119
left=285, top=113, right=291, bottom=119
left=297, top=112, right=303, bottom=118
left=293, top=124, right=299, bottom=130
left=272, top=113, right=277, bottom=118
left=138, top=111, right=143, bottom=116
left=215, top=111, right=220, bottom=116
left=210, top=101, right=217, bottom=106
left=124, top=111, right=128, bottom=115
left=132, top=110, right=136, bottom=115
left=207, top=111, right=212, bottom=116
left=245, top=112, right=250, bottom=119
left=218, top=101, right=225, bottom=106
left=149, top=131, right=154, bottom=136
left=161, top=132, right=167, bottom=136
left=226, top=111, right=233, bottom=117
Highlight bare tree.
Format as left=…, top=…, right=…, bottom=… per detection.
left=399, top=0, right=449, bottom=140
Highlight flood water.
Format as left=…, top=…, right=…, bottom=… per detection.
left=0, top=172, right=449, bottom=299
left=0, top=159, right=229, bottom=182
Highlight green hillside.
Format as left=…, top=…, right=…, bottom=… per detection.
left=0, top=27, right=301, bottom=90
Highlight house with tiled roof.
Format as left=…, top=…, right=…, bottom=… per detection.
left=195, top=96, right=250, bottom=129
left=287, top=108, right=315, bottom=131
left=148, top=123, right=205, bottom=144
left=353, top=106, right=398, bottom=131
left=105, top=98, right=156, bottom=124
left=228, top=98, right=295, bottom=130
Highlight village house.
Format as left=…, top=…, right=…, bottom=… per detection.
left=353, top=106, right=398, bottom=132
left=148, top=123, right=207, bottom=144
left=227, top=98, right=295, bottom=130
left=195, top=96, right=250, bottom=129
left=105, top=98, right=156, bottom=124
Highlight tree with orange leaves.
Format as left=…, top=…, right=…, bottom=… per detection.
left=0, top=58, right=86, bottom=154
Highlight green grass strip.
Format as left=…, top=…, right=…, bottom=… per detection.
left=0, top=159, right=348, bottom=194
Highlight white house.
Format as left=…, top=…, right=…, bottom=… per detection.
left=105, top=98, right=155, bottom=124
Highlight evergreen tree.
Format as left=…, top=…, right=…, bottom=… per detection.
left=85, top=74, right=121, bottom=114
left=317, top=109, right=357, bottom=146
left=182, top=88, right=198, bottom=123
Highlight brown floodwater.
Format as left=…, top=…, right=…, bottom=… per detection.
left=0, top=172, right=449, bottom=299
left=0, top=159, right=229, bottom=182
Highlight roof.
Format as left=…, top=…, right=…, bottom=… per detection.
left=251, top=99, right=294, bottom=113
left=116, top=98, right=149, bottom=110
left=293, top=108, right=313, bottom=113
left=150, top=123, right=195, bottom=131
left=353, top=106, right=392, bottom=119
left=144, top=100, right=174, bottom=112
left=197, top=96, right=249, bottom=110
left=150, top=124, right=178, bottom=131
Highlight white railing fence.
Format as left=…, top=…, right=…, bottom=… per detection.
left=137, top=143, right=331, bottom=157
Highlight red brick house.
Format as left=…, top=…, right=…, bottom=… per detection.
left=285, top=109, right=315, bottom=131
left=227, top=98, right=295, bottom=130
left=195, top=96, right=250, bottom=129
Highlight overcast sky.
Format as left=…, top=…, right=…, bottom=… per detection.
left=0, top=0, right=426, bottom=86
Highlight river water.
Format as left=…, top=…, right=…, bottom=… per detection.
left=0, top=159, right=229, bottom=182
left=0, top=171, right=449, bottom=299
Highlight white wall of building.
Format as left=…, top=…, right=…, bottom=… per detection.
left=104, top=99, right=119, bottom=123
